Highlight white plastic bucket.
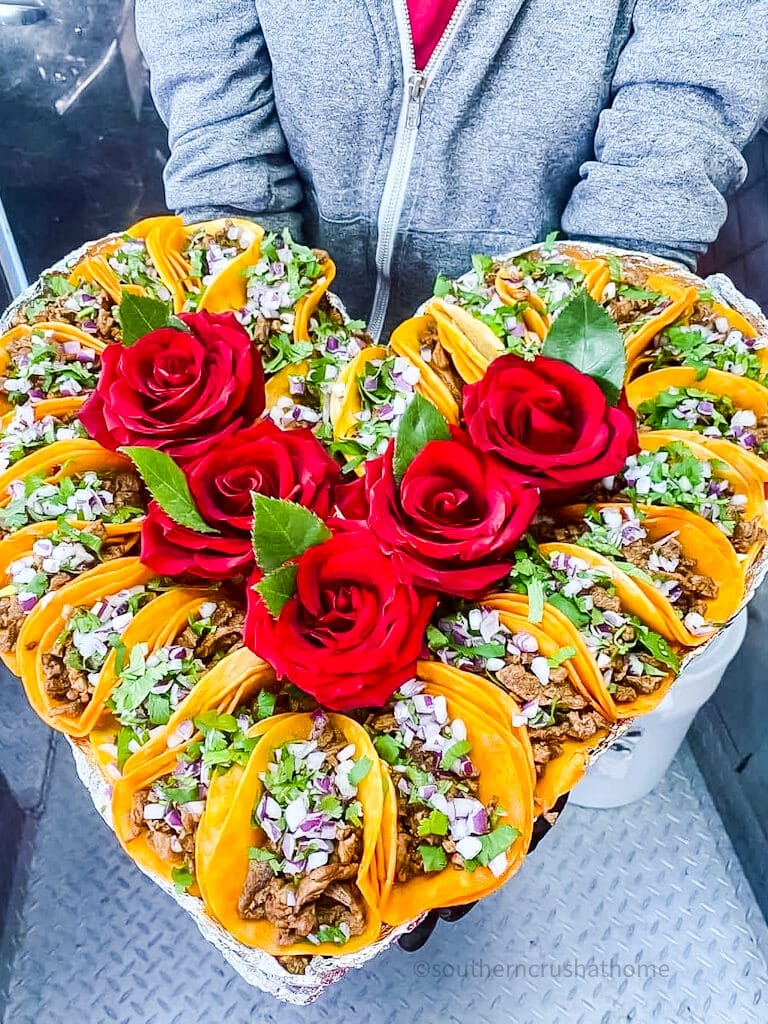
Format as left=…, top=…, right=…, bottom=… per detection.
left=570, top=609, right=749, bottom=808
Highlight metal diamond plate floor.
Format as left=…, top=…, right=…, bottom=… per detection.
left=1, top=671, right=767, bottom=1024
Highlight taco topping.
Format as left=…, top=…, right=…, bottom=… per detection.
left=329, top=354, right=421, bottom=472
left=0, top=521, right=132, bottom=652
left=126, top=707, right=268, bottom=889
left=10, top=274, right=120, bottom=343
left=427, top=608, right=604, bottom=774
left=0, top=469, right=145, bottom=535
left=533, top=507, right=719, bottom=633
left=238, top=230, right=326, bottom=352
left=637, top=387, right=768, bottom=457
left=366, top=680, right=518, bottom=881
left=0, top=404, right=86, bottom=473
left=41, top=584, right=155, bottom=714
left=103, top=599, right=246, bottom=771
left=647, top=302, right=768, bottom=381
left=509, top=545, right=680, bottom=704
left=105, top=235, right=172, bottom=302
left=598, top=442, right=762, bottom=552
left=1, top=330, right=100, bottom=405
left=239, top=713, right=371, bottom=947
left=499, top=247, right=586, bottom=316
left=433, top=254, right=542, bottom=357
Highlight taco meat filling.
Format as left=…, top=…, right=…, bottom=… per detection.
left=646, top=301, right=768, bottom=381
left=365, top=679, right=519, bottom=883
left=427, top=607, right=606, bottom=775
left=1, top=331, right=100, bottom=405
left=595, top=442, right=766, bottom=554
left=0, top=468, right=146, bottom=536
left=0, top=522, right=135, bottom=654
left=419, top=318, right=463, bottom=406
left=238, top=712, right=371, bottom=947
left=104, top=598, right=247, bottom=772
left=182, top=221, right=260, bottom=309
left=125, top=695, right=282, bottom=888
left=533, top=507, right=719, bottom=635
left=498, top=248, right=586, bottom=316
left=11, top=273, right=121, bottom=345
left=41, top=584, right=155, bottom=715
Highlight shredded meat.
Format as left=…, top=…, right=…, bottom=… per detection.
left=11, top=284, right=120, bottom=345
left=591, top=587, right=621, bottom=612
left=733, top=515, right=766, bottom=554
left=176, top=600, right=245, bottom=662
left=423, top=321, right=463, bottom=405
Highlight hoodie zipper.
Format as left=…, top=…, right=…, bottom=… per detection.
left=368, top=0, right=472, bottom=341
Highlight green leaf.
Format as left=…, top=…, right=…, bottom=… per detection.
left=418, top=844, right=448, bottom=872
left=348, top=755, right=372, bottom=786
left=547, top=645, right=577, bottom=668
left=440, top=739, right=471, bottom=770
left=171, top=864, right=195, bottom=893
left=527, top=577, right=545, bottom=624
left=256, top=689, right=277, bottom=721
left=254, top=564, right=298, bottom=618
left=251, top=494, right=331, bottom=572
left=417, top=809, right=449, bottom=837
left=541, top=288, right=625, bottom=404
left=473, top=824, right=520, bottom=868
left=120, top=446, right=218, bottom=535
left=116, top=293, right=176, bottom=346
left=392, top=392, right=450, bottom=483
left=374, top=734, right=402, bottom=765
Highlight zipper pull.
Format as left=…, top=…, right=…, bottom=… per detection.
left=406, top=72, right=427, bottom=129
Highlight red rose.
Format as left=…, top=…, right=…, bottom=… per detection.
left=80, top=311, right=264, bottom=460
left=365, top=429, right=539, bottom=598
left=245, top=524, right=436, bottom=710
left=140, top=421, right=340, bottom=579
left=462, top=353, right=639, bottom=500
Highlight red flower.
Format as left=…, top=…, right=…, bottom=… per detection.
left=80, top=311, right=264, bottom=460
left=140, top=421, right=340, bottom=579
left=365, top=429, right=539, bottom=598
left=245, top=524, right=436, bottom=710
left=462, top=353, right=639, bottom=501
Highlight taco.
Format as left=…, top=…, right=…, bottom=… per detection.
left=0, top=446, right=146, bottom=538
left=146, top=217, right=264, bottom=313
left=68, top=216, right=178, bottom=306
left=112, top=673, right=284, bottom=900
left=388, top=315, right=462, bottom=424
left=364, top=672, right=534, bottom=926
left=495, top=244, right=611, bottom=323
left=0, top=322, right=105, bottom=415
left=628, top=290, right=768, bottom=383
left=196, top=711, right=383, bottom=954
left=16, top=557, right=161, bottom=735
left=596, top=432, right=767, bottom=563
left=533, top=502, right=744, bottom=647
left=596, top=257, right=697, bottom=365
left=0, top=517, right=140, bottom=673
left=327, top=345, right=441, bottom=474
left=627, top=367, right=768, bottom=485
left=0, top=399, right=88, bottom=476
left=87, top=591, right=255, bottom=779
left=204, top=228, right=335, bottom=349
left=495, top=540, right=683, bottom=718
left=425, top=605, right=611, bottom=812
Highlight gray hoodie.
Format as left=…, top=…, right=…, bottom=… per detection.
left=135, top=0, right=768, bottom=337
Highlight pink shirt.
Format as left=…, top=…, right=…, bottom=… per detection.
left=407, top=0, right=460, bottom=70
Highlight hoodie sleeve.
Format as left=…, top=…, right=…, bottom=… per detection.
left=561, top=0, right=768, bottom=268
left=135, top=0, right=304, bottom=234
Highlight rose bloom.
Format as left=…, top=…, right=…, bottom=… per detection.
left=80, top=311, right=264, bottom=460
left=245, top=524, right=436, bottom=710
left=365, top=429, right=539, bottom=598
left=463, top=353, right=639, bottom=500
left=141, top=421, right=340, bottom=579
